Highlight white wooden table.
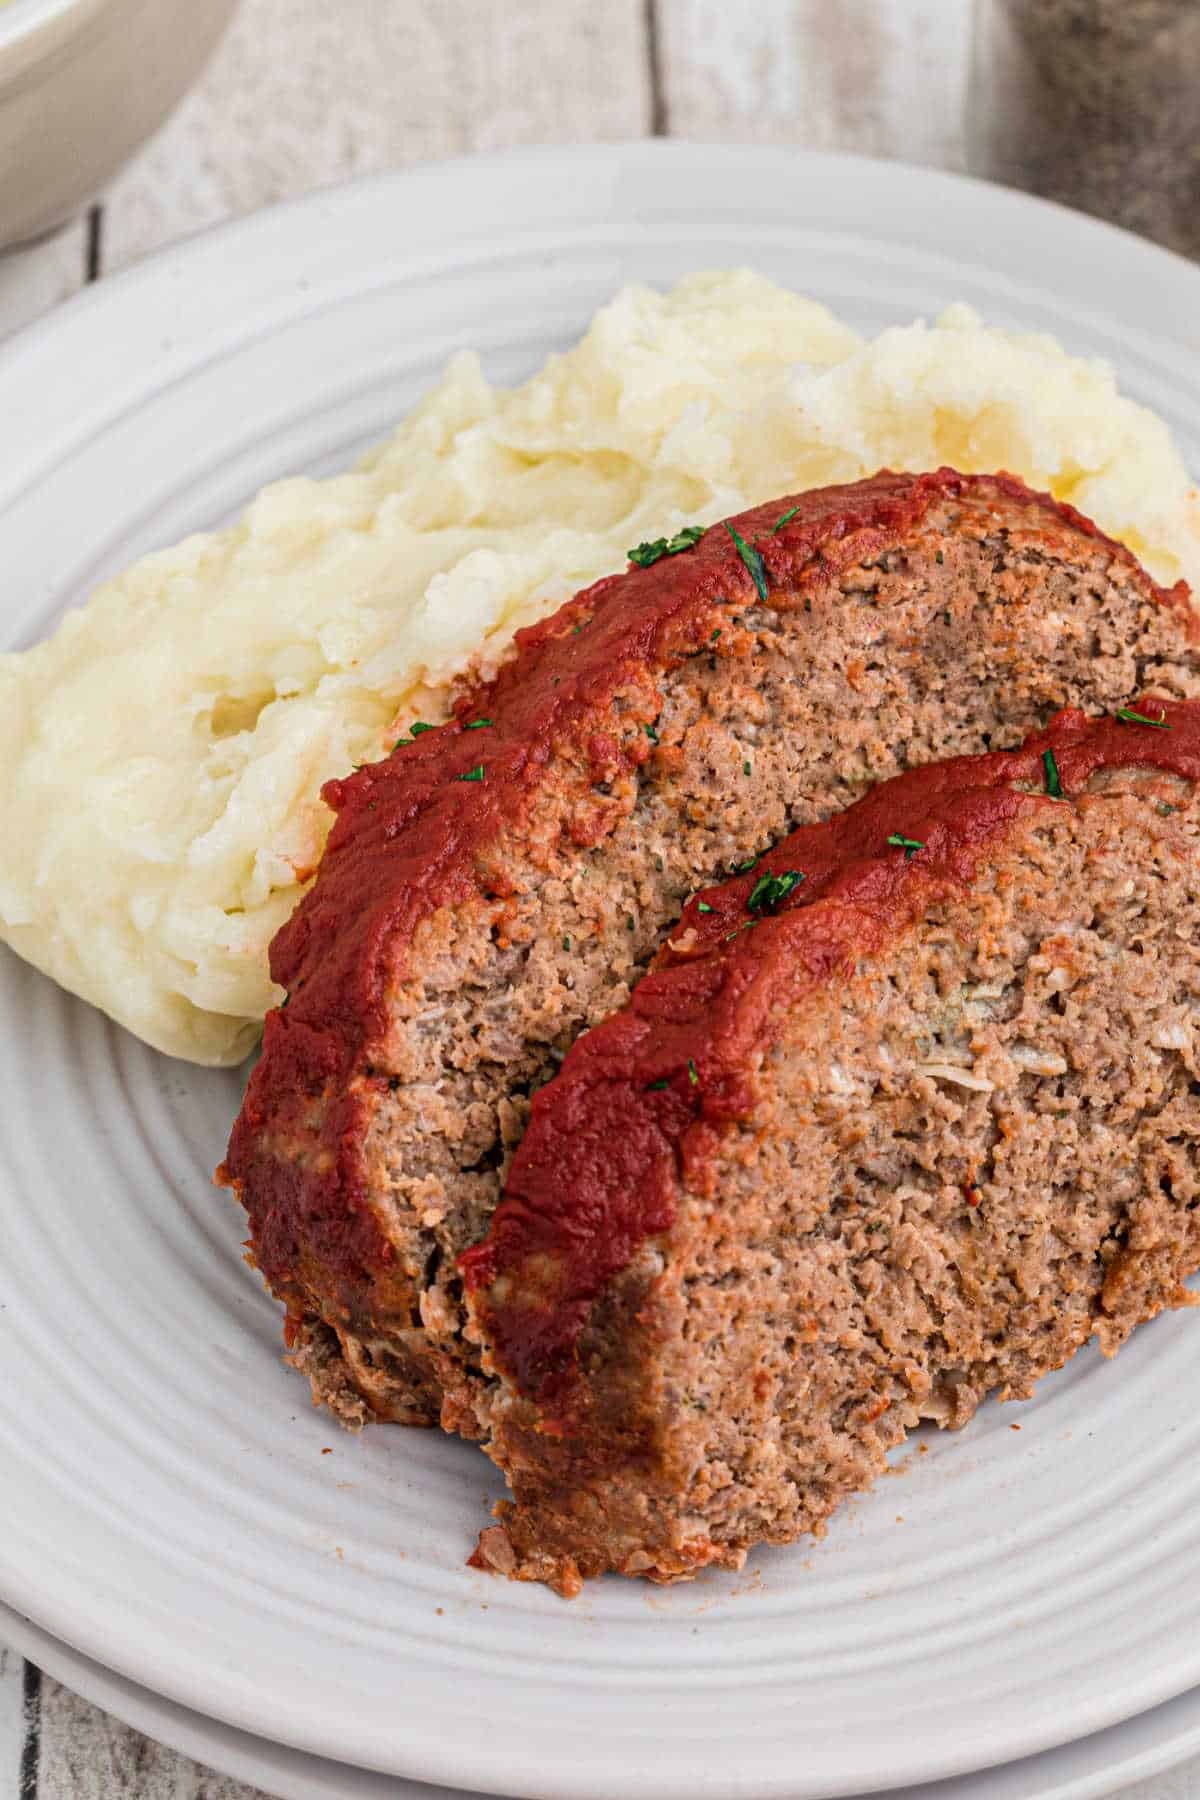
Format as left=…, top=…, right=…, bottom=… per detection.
left=1, top=3, right=1197, bottom=1794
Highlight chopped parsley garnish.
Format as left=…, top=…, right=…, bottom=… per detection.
left=935, top=551, right=945, bottom=565
left=733, top=855, right=759, bottom=874
left=771, top=505, right=801, bottom=535
left=1159, top=802, right=1178, bottom=816
left=394, top=719, right=436, bottom=749
left=725, top=522, right=770, bottom=603
left=748, top=868, right=805, bottom=913
left=743, top=760, right=752, bottom=776
left=1116, top=706, right=1170, bottom=729
left=627, top=525, right=705, bottom=568
left=626, top=915, right=635, bottom=931
left=886, top=833, right=925, bottom=859
left=696, top=900, right=714, bottom=914
left=464, top=717, right=492, bottom=730
left=1042, top=747, right=1062, bottom=799
left=648, top=1078, right=670, bottom=1091
left=645, top=722, right=659, bottom=742
left=687, top=1059, right=699, bottom=1086
left=563, top=935, right=572, bottom=951
left=459, top=764, right=485, bottom=783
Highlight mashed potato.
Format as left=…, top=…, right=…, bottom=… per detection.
left=2, top=270, right=1198, bottom=1065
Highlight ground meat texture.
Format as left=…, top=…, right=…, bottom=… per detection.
left=220, top=469, right=1200, bottom=1434
left=461, top=703, right=1200, bottom=1593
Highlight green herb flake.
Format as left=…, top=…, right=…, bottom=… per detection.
left=942, top=610, right=952, bottom=626
left=627, top=524, right=706, bottom=568
left=710, top=628, right=722, bottom=644
left=464, top=717, right=493, bottom=730
left=1158, top=802, right=1178, bottom=816
left=1116, top=706, right=1170, bottom=730
left=654, top=854, right=665, bottom=872
left=459, top=764, right=485, bottom=783
left=734, top=855, right=760, bottom=874
left=394, top=719, right=436, bottom=749
left=725, top=522, right=770, bottom=604
left=696, top=900, right=714, bottom=914
left=279, top=991, right=290, bottom=1010
left=563, top=935, right=572, bottom=952
left=747, top=868, right=806, bottom=914
left=394, top=719, right=436, bottom=750
left=1042, top=747, right=1063, bottom=799
left=771, top=505, right=801, bottom=535
left=687, top=1059, right=699, bottom=1087
left=935, top=551, right=945, bottom=565
left=648, top=1078, right=670, bottom=1091
left=743, top=760, right=752, bottom=776
left=626, top=915, right=635, bottom=931
left=645, top=722, right=659, bottom=742
left=886, top=833, right=925, bottom=859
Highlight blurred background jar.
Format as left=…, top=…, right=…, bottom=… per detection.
left=968, top=0, right=1200, bottom=259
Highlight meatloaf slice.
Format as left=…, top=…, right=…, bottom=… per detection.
left=221, top=469, right=1200, bottom=1435
left=461, top=701, right=1200, bottom=1593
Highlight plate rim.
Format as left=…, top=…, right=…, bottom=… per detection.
left=6, top=132, right=1200, bottom=364
left=8, top=1594, right=1200, bottom=1800
left=4, top=137, right=1200, bottom=1800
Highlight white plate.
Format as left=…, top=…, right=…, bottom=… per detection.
left=2, top=143, right=1200, bottom=1800
left=7, top=1598, right=1200, bottom=1800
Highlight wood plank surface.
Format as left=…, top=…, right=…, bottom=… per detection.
left=0, top=1645, right=29, bottom=1800
left=99, top=0, right=651, bottom=274
left=0, top=217, right=90, bottom=341
left=35, top=1679, right=269, bottom=1800
left=656, top=0, right=971, bottom=168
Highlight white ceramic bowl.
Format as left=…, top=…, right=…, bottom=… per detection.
left=0, top=0, right=237, bottom=250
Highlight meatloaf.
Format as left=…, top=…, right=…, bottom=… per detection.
left=221, top=469, right=1200, bottom=1435
left=462, top=701, right=1200, bottom=1593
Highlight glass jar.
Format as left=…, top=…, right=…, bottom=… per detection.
left=967, top=0, right=1200, bottom=259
